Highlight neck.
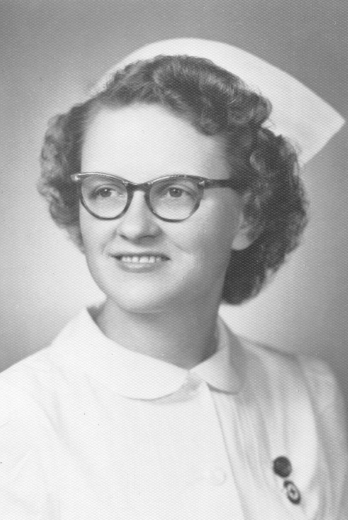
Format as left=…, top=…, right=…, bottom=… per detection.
left=95, top=299, right=220, bottom=369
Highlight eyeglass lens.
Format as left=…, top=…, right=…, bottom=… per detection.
left=80, top=175, right=201, bottom=221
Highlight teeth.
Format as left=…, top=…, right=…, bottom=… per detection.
left=119, top=255, right=165, bottom=263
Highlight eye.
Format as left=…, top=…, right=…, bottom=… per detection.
left=95, top=186, right=124, bottom=199
left=167, top=187, right=185, bottom=198
left=95, top=187, right=115, bottom=198
left=155, top=181, right=198, bottom=201
left=88, top=182, right=126, bottom=201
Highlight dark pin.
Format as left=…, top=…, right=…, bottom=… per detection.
left=284, top=480, right=301, bottom=505
left=273, top=456, right=292, bottom=478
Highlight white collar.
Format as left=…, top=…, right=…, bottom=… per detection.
left=49, top=307, right=245, bottom=400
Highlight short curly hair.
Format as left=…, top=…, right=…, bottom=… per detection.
left=39, top=55, right=308, bottom=304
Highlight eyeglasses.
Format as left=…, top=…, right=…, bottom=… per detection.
left=70, top=172, right=245, bottom=222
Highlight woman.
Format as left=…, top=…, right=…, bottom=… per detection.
left=0, top=39, right=347, bottom=519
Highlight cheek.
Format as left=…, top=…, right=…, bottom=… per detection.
left=197, top=199, right=242, bottom=247
left=175, top=208, right=239, bottom=266
left=79, top=210, right=112, bottom=257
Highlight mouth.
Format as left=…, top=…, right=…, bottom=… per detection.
left=115, top=254, right=169, bottom=264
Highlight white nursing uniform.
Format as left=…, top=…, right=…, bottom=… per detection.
left=0, top=308, right=347, bottom=519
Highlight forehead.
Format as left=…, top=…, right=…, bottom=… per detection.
left=81, top=104, right=228, bottom=181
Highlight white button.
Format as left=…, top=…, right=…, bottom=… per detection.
left=208, top=467, right=227, bottom=486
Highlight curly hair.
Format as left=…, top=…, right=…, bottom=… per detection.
left=38, top=55, right=308, bottom=304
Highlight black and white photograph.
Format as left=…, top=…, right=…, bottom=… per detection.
left=0, top=1, right=347, bottom=518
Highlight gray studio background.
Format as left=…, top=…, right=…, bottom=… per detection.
left=1, top=0, right=347, bottom=409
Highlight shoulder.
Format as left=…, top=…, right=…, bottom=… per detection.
left=237, top=331, right=340, bottom=403
left=237, top=331, right=347, bottom=479
left=0, top=308, right=91, bottom=419
left=222, top=319, right=347, bottom=442
left=0, top=311, right=88, bottom=488
left=0, top=307, right=90, bottom=379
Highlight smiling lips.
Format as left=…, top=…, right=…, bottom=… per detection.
left=115, top=254, right=169, bottom=264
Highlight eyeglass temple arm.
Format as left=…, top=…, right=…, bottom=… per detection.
left=202, top=178, right=247, bottom=190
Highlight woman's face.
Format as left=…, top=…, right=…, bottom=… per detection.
left=80, top=104, right=252, bottom=315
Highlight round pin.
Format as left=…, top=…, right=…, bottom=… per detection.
left=273, top=456, right=292, bottom=478
left=284, top=480, right=301, bottom=505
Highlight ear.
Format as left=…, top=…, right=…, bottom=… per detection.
left=231, top=213, right=255, bottom=251
left=231, top=194, right=259, bottom=251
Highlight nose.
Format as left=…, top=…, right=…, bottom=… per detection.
left=116, top=191, right=161, bottom=241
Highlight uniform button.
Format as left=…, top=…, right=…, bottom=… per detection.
left=208, top=468, right=227, bottom=486
left=284, top=480, right=301, bottom=505
left=273, top=456, right=292, bottom=478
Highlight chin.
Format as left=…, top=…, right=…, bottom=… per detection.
left=95, top=272, right=222, bottom=316
left=103, top=286, right=176, bottom=315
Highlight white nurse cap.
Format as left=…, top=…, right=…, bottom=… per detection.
left=93, top=38, right=345, bottom=165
